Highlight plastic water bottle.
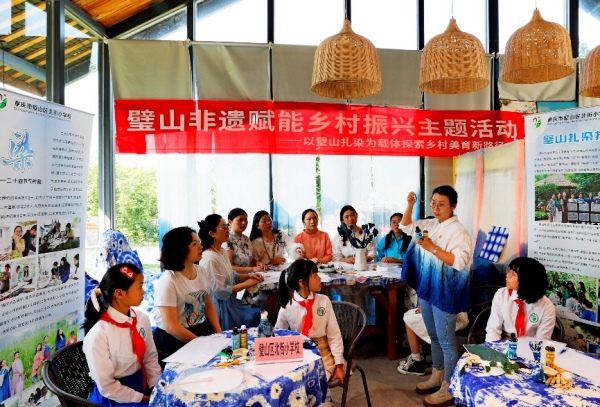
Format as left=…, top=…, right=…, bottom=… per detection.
left=231, top=327, right=240, bottom=350
left=415, top=226, right=423, bottom=240
left=506, top=332, right=517, bottom=361
left=257, top=311, right=273, bottom=338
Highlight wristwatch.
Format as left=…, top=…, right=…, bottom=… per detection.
left=432, top=247, right=439, bottom=256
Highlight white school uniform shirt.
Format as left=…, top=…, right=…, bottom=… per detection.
left=275, top=291, right=345, bottom=366
left=485, top=287, right=556, bottom=342
left=83, top=307, right=162, bottom=403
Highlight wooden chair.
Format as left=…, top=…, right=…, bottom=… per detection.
left=329, top=300, right=372, bottom=407
left=41, top=341, right=100, bottom=407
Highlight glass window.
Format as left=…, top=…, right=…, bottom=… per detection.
left=425, top=0, right=486, bottom=51
left=579, top=3, right=600, bottom=57
left=274, top=0, right=343, bottom=46
left=0, top=0, right=47, bottom=98
left=64, top=13, right=100, bottom=254
left=499, top=0, right=566, bottom=54
left=352, top=0, right=417, bottom=50
left=128, top=8, right=187, bottom=40
left=196, top=0, right=267, bottom=43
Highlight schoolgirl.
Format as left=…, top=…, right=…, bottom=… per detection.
left=82, top=263, right=161, bottom=407
left=275, top=259, right=345, bottom=383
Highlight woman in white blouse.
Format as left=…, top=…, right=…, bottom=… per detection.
left=249, top=210, right=303, bottom=266
left=331, top=205, right=376, bottom=263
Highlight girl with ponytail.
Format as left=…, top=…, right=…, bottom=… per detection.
left=275, top=259, right=345, bottom=383
left=82, top=263, right=161, bottom=406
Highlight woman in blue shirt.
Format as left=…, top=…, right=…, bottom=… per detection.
left=54, top=329, right=66, bottom=351
left=377, top=213, right=412, bottom=263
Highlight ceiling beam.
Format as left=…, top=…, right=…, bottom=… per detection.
left=107, top=0, right=189, bottom=38
left=63, top=0, right=107, bottom=38
left=0, top=47, right=45, bottom=80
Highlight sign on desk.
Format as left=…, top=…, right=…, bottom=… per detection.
left=254, top=335, right=304, bottom=364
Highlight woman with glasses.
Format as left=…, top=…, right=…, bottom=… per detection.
left=294, top=209, right=332, bottom=264
left=249, top=210, right=304, bottom=266
left=486, top=257, right=555, bottom=342
left=200, top=214, right=264, bottom=330
left=224, top=208, right=266, bottom=274
left=153, top=226, right=222, bottom=358
left=400, top=185, right=472, bottom=407
left=377, top=212, right=412, bottom=263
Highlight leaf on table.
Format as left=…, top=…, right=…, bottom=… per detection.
left=463, top=344, right=509, bottom=363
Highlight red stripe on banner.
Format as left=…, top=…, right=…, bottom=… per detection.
left=114, top=100, right=525, bottom=156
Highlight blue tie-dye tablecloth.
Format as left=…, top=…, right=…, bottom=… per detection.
left=449, top=341, right=600, bottom=407
left=149, top=329, right=329, bottom=407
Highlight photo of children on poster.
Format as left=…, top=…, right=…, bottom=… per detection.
left=0, top=90, right=93, bottom=406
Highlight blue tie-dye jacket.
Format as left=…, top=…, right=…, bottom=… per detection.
left=400, top=217, right=472, bottom=314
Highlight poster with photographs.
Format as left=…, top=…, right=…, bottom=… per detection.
left=0, top=90, right=93, bottom=407
left=526, top=106, right=600, bottom=351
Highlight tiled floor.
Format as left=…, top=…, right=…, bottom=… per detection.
left=329, top=335, right=440, bottom=407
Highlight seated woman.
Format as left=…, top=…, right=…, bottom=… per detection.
left=152, top=226, right=221, bottom=359
left=275, top=259, right=345, bottom=383
left=249, top=210, right=304, bottom=266
left=83, top=263, right=162, bottom=407
left=199, top=214, right=263, bottom=330
left=58, top=257, right=70, bottom=283
left=331, top=205, right=376, bottom=263
left=294, top=208, right=332, bottom=264
left=377, top=213, right=411, bottom=263
left=224, top=208, right=266, bottom=274
left=486, top=257, right=556, bottom=342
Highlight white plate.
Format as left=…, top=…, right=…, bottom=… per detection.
left=175, top=369, right=244, bottom=394
left=318, top=266, right=336, bottom=273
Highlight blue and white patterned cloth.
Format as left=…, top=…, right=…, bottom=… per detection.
left=450, top=341, right=600, bottom=407
left=149, top=329, right=330, bottom=407
left=478, top=226, right=509, bottom=263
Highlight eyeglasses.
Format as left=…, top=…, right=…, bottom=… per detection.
left=429, top=201, right=448, bottom=210
left=219, top=225, right=231, bottom=231
left=391, top=220, right=401, bottom=225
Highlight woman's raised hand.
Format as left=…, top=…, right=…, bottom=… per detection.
left=407, top=191, right=417, bottom=206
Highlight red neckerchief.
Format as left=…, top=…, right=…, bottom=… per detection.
left=514, top=298, right=526, bottom=337
left=294, top=293, right=316, bottom=337
left=99, top=310, right=147, bottom=390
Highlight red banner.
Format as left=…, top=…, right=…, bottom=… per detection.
left=114, top=100, right=525, bottom=156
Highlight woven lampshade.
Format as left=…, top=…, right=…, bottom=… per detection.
left=502, top=9, right=574, bottom=84
left=311, top=19, right=382, bottom=99
left=419, top=18, right=489, bottom=94
left=580, top=44, right=600, bottom=97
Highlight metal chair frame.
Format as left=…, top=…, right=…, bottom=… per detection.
left=329, top=300, right=372, bottom=407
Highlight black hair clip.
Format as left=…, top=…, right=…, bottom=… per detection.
left=303, top=339, right=317, bottom=349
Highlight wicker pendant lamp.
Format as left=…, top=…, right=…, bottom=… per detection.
left=502, top=9, right=574, bottom=84
left=311, top=19, right=382, bottom=99
left=419, top=18, right=489, bottom=94
left=580, top=44, right=600, bottom=97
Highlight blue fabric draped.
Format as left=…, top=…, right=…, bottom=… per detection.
left=89, top=369, right=148, bottom=407
left=401, top=241, right=470, bottom=314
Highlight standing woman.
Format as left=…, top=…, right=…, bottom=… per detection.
left=200, top=214, right=263, bottom=330
left=10, top=351, right=23, bottom=396
left=400, top=186, right=472, bottom=407
left=554, top=193, right=562, bottom=223
left=331, top=205, right=376, bottom=263
left=294, top=209, right=333, bottom=264
left=224, top=208, right=266, bottom=274
left=54, top=329, right=66, bottom=351
left=561, top=192, right=568, bottom=223
left=377, top=213, right=412, bottom=263
left=0, top=359, right=10, bottom=402
left=547, top=194, right=556, bottom=223
left=250, top=210, right=304, bottom=266
left=31, top=344, right=44, bottom=383
left=152, top=227, right=221, bottom=359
